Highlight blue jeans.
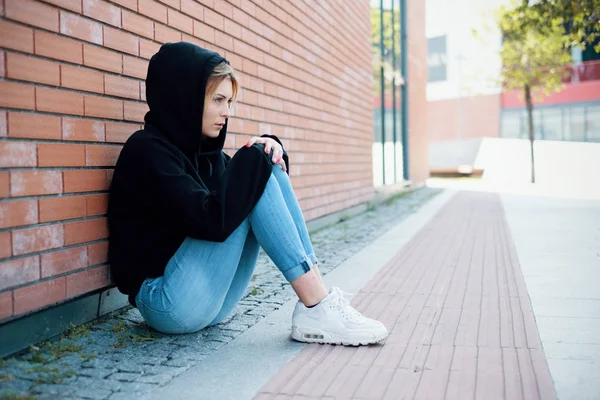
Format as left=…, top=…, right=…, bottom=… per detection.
left=135, top=166, right=317, bottom=334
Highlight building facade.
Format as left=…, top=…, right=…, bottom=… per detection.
left=0, top=0, right=427, bottom=346
left=425, top=0, right=600, bottom=173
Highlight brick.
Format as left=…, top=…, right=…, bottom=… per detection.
left=0, top=291, right=13, bottom=320
left=60, top=64, right=105, bottom=94
left=0, top=19, right=34, bottom=52
left=38, top=143, right=85, bottom=167
left=60, top=11, right=103, bottom=45
left=0, top=112, right=5, bottom=138
left=224, top=19, right=242, bottom=39
left=6, top=52, right=60, bottom=86
left=0, top=231, right=11, bottom=259
left=234, top=39, right=263, bottom=64
left=122, top=10, right=154, bottom=39
left=123, top=55, right=148, bottom=79
left=105, top=122, right=137, bottom=143
left=39, top=195, right=87, bottom=223
left=36, top=87, right=84, bottom=116
left=85, top=144, right=122, bottom=166
left=106, top=169, right=114, bottom=187
left=232, top=6, right=249, bottom=27
left=10, top=170, right=63, bottom=197
left=180, top=0, right=203, bottom=21
left=0, top=172, right=8, bottom=199
left=124, top=101, right=149, bottom=122
left=0, top=256, right=40, bottom=291
left=87, top=193, right=108, bottom=215
left=155, top=23, right=182, bottom=43
left=139, top=38, right=161, bottom=59
left=83, top=0, right=121, bottom=28
left=87, top=241, right=108, bottom=265
left=140, top=81, right=146, bottom=101
left=8, top=113, right=62, bottom=140
left=104, top=26, right=139, bottom=56
left=215, top=31, right=233, bottom=51
left=41, top=246, right=88, bottom=278
left=110, top=0, right=136, bottom=11
left=0, top=81, right=35, bottom=110
left=35, top=31, right=83, bottom=64
left=66, top=265, right=109, bottom=298
left=0, top=200, right=38, bottom=229
left=204, top=7, right=224, bottom=30
left=0, top=141, right=37, bottom=168
left=13, top=277, right=66, bottom=315
left=63, top=170, right=107, bottom=193
left=62, top=118, right=105, bottom=142
left=168, top=9, right=193, bottom=34
left=64, top=217, right=108, bottom=245
left=213, top=0, right=233, bottom=18
left=157, top=0, right=179, bottom=9
left=193, top=20, right=214, bottom=42
left=84, top=94, right=124, bottom=120
left=0, top=52, right=4, bottom=79
left=5, top=0, right=59, bottom=32
left=12, top=224, right=65, bottom=256
left=83, top=44, right=122, bottom=74
left=182, top=33, right=204, bottom=48
left=43, top=0, right=82, bottom=13
left=105, top=74, right=140, bottom=100
left=138, top=0, right=167, bottom=24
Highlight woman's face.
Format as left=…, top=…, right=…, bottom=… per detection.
left=202, top=78, right=233, bottom=138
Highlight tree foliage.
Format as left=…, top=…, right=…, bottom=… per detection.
left=371, top=8, right=401, bottom=92
left=497, top=0, right=599, bottom=183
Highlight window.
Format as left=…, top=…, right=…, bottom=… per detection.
left=585, top=105, right=600, bottom=142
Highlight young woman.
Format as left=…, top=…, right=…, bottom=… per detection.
left=107, top=42, right=388, bottom=346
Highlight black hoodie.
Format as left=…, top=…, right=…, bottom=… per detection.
left=107, top=42, right=288, bottom=306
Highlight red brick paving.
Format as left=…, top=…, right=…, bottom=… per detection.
left=254, top=192, right=556, bottom=400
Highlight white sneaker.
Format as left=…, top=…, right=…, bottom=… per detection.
left=291, top=287, right=389, bottom=346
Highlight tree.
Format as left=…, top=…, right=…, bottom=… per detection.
left=497, top=0, right=599, bottom=183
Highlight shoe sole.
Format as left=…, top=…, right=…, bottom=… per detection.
left=290, top=326, right=388, bottom=346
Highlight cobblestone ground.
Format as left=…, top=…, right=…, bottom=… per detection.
left=0, top=188, right=441, bottom=400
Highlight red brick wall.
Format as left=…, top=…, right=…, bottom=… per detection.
left=0, top=0, right=374, bottom=322
left=428, top=94, right=501, bottom=141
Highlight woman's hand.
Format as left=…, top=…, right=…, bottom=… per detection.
left=245, top=136, right=287, bottom=172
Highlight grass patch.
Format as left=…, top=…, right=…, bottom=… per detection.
left=25, top=364, right=75, bottom=385
left=0, top=392, right=38, bottom=400
left=79, top=353, right=97, bottom=362
left=111, top=321, right=163, bottom=348
left=63, top=323, right=90, bottom=340
left=383, top=188, right=417, bottom=206
left=249, top=286, right=265, bottom=296
left=0, top=374, right=13, bottom=382
left=112, top=320, right=127, bottom=334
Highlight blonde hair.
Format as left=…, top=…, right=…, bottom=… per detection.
left=205, top=61, right=238, bottom=104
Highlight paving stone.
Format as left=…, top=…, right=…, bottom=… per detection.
left=30, top=383, right=76, bottom=396
left=70, top=387, right=113, bottom=399
left=108, top=372, right=143, bottom=382
left=112, top=381, right=157, bottom=393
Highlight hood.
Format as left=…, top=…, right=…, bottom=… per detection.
left=144, top=42, right=229, bottom=156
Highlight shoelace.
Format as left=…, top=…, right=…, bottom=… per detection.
left=329, top=287, right=363, bottom=322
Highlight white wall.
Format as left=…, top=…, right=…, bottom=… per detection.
left=426, top=0, right=510, bottom=101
